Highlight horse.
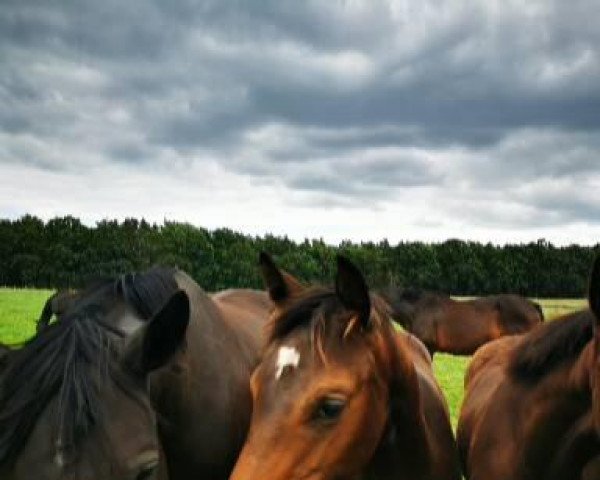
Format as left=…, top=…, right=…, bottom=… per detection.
left=230, top=253, right=461, bottom=480
left=37, top=289, right=80, bottom=332
left=383, top=288, right=543, bottom=356
left=0, top=281, right=189, bottom=480
left=0, top=343, right=10, bottom=372
left=457, top=255, right=600, bottom=480
left=1, top=267, right=271, bottom=480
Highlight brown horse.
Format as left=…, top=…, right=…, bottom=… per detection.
left=0, top=283, right=189, bottom=480
left=457, top=255, right=600, bottom=480
left=1, top=267, right=270, bottom=480
left=384, top=288, right=543, bottom=356
left=230, top=254, right=461, bottom=480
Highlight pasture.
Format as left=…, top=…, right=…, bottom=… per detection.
left=0, top=288, right=587, bottom=427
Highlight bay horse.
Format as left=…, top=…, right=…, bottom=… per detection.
left=0, top=281, right=189, bottom=480
left=1, top=267, right=270, bottom=480
left=457, top=255, right=600, bottom=480
left=230, top=254, right=461, bottom=480
left=384, top=288, right=543, bottom=356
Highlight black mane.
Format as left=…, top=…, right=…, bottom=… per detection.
left=510, top=309, right=593, bottom=382
left=115, top=267, right=178, bottom=320
left=0, top=267, right=178, bottom=466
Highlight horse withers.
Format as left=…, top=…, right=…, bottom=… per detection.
left=384, top=288, right=543, bottom=356
left=457, top=255, right=600, bottom=479
left=0, top=286, right=190, bottom=480
left=230, top=254, right=461, bottom=480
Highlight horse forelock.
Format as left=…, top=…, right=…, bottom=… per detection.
left=266, top=289, right=393, bottom=369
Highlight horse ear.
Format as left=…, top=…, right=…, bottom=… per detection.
left=589, top=254, right=600, bottom=324
left=259, top=252, right=305, bottom=305
left=123, top=289, right=190, bottom=376
left=335, top=255, right=371, bottom=328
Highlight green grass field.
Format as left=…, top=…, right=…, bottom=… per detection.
left=0, top=287, right=53, bottom=345
left=0, top=288, right=588, bottom=428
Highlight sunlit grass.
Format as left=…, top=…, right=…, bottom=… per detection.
left=0, top=288, right=52, bottom=346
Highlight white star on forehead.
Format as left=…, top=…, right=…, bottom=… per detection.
left=275, top=346, right=300, bottom=380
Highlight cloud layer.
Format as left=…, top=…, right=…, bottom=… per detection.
left=1, top=0, right=600, bottom=244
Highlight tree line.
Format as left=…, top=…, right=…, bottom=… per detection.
left=0, top=215, right=597, bottom=298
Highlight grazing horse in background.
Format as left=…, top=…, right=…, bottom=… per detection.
left=230, top=254, right=461, bottom=480
left=457, top=255, right=600, bottom=480
left=0, top=283, right=190, bottom=480
left=384, top=288, right=543, bottom=356
left=0, top=343, right=10, bottom=371
left=37, top=289, right=80, bottom=332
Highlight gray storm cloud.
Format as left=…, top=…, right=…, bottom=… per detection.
left=1, top=0, right=599, bottom=238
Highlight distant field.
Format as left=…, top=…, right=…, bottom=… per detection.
left=0, top=288, right=588, bottom=428
left=0, top=287, right=52, bottom=345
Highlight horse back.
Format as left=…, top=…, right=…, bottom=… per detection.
left=479, top=294, right=542, bottom=332
left=211, top=288, right=270, bottom=363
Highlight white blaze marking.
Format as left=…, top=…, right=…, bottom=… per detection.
left=276, top=346, right=300, bottom=379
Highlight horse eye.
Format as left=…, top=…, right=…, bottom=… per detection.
left=136, top=464, right=157, bottom=480
left=313, top=396, right=346, bottom=422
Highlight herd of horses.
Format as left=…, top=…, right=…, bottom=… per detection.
left=0, top=251, right=598, bottom=479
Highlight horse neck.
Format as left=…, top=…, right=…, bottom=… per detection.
left=521, top=340, right=595, bottom=440
left=562, top=341, right=595, bottom=394
left=521, top=341, right=598, bottom=478
left=367, top=328, right=432, bottom=478
left=151, top=273, right=261, bottom=476
left=567, top=339, right=600, bottom=433
left=174, top=271, right=253, bottom=368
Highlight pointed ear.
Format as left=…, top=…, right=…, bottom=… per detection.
left=335, top=255, right=371, bottom=328
left=123, top=290, right=190, bottom=376
left=258, top=252, right=305, bottom=305
left=589, top=254, right=600, bottom=325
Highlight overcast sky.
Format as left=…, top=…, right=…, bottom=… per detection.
left=1, top=0, right=599, bottom=245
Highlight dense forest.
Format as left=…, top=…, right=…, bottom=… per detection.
left=0, top=215, right=598, bottom=298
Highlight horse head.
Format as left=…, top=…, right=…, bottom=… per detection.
left=0, top=277, right=189, bottom=480
left=231, top=254, right=419, bottom=480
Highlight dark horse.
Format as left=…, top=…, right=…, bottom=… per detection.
left=1, top=267, right=270, bottom=480
left=0, top=276, right=189, bottom=479
left=0, top=343, right=10, bottom=370
left=36, top=289, right=80, bottom=332
left=230, top=254, right=461, bottom=480
left=457, top=255, right=600, bottom=480
left=384, top=288, right=543, bottom=355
